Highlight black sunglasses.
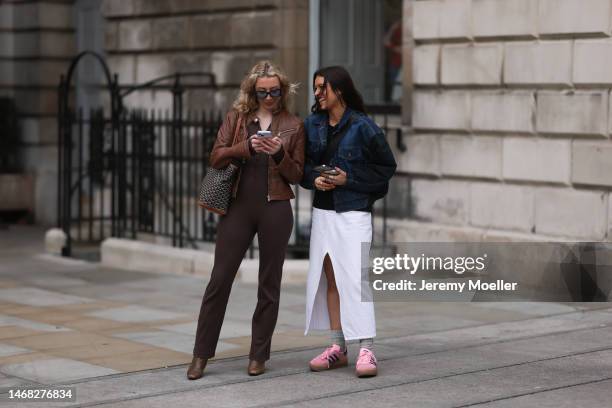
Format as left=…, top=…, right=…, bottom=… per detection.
left=255, top=88, right=282, bottom=99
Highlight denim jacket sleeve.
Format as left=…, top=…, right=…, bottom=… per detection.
left=300, top=118, right=319, bottom=190
left=343, top=127, right=397, bottom=194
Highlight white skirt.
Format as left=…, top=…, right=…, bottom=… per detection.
left=304, top=208, right=376, bottom=340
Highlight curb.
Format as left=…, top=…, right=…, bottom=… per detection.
left=100, top=238, right=310, bottom=284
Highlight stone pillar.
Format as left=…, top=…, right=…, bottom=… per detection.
left=0, top=0, right=77, bottom=225
left=275, top=0, right=309, bottom=117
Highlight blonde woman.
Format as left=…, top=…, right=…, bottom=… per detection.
left=188, top=61, right=305, bottom=379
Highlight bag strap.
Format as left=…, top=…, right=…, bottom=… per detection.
left=227, top=112, right=244, bottom=167
left=230, top=112, right=243, bottom=147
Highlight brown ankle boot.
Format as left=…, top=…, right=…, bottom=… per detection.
left=187, top=356, right=207, bottom=380
left=247, top=359, right=265, bottom=376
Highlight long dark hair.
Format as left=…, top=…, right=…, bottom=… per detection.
left=310, top=66, right=366, bottom=114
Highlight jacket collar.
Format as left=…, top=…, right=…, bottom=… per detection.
left=334, top=107, right=354, bottom=133
left=313, top=107, right=354, bottom=133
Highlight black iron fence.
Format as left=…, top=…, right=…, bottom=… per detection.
left=57, top=52, right=225, bottom=256
left=367, top=104, right=405, bottom=244
left=60, top=106, right=222, bottom=248
left=0, top=98, right=20, bottom=173
left=58, top=52, right=400, bottom=258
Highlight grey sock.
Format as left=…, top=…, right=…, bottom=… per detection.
left=359, top=338, right=374, bottom=351
left=330, top=330, right=346, bottom=350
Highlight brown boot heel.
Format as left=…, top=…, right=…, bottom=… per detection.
left=247, top=360, right=265, bottom=376
left=187, top=356, right=207, bottom=380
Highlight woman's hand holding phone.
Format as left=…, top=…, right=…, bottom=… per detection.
left=323, top=167, right=347, bottom=186
left=315, top=175, right=335, bottom=191
left=249, top=134, right=267, bottom=154
left=314, top=165, right=347, bottom=190
left=250, top=133, right=282, bottom=154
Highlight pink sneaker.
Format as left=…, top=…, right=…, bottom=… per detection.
left=309, top=344, right=348, bottom=371
left=355, top=348, right=378, bottom=377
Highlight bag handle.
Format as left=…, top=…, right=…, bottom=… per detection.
left=227, top=112, right=244, bottom=168
left=230, top=112, right=243, bottom=147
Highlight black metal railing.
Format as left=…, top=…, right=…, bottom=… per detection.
left=0, top=98, right=20, bottom=173
left=62, top=107, right=222, bottom=246
left=367, top=103, right=405, bottom=245
left=57, top=52, right=225, bottom=256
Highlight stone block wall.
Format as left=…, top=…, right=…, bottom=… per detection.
left=405, top=0, right=612, bottom=241
left=101, top=0, right=309, bottom=115
left=0, top=0, right=76, bottom=225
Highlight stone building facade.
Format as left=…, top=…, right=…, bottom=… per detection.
left=401, top=0, right=612, bottom=243
left=102, top=0, right=308, bottom=114
left=1, top=0, right=611, bottom=244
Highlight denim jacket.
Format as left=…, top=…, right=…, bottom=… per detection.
left=300, top=108, right=397, bottom=212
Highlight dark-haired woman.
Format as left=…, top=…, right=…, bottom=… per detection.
left=300, top=66, right=396, bottom=378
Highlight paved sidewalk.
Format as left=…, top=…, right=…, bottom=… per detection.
left=0, top=226, right=329, bottom=381
left=0, top=226, right=611, bottom=407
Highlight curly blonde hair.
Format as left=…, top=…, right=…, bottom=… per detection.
left=232, top=60, right=298, bottom=114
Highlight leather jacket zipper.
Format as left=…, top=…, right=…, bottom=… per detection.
left=276, top=126, right=298, bottom=137
left=267, top=155, right=271, bottom=202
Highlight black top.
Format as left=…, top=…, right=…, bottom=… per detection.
left=239, top=120, right=285, bottom=201
left=238, top=120, right=270, bottom=203
left=312, top=122, right=372, bottom=212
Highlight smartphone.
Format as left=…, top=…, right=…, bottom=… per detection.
left=314, top=164, right=340, bottom=176
left=257, top=130, right=272, bottom=137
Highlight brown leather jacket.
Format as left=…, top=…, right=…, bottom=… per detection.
left=209, top=109, right=305, bottom=201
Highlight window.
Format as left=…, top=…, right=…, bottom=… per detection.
left=319, top=0, right=402, bottom=105
left=383, top=0, right=403, bottom=104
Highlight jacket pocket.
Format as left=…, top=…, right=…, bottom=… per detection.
left=338, top=146, right=364, bottom=162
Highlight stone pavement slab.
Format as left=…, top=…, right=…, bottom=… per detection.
left=0, top=287, right=95, bottom=307
left=112, top=330, right=200, bottom=354
left=0, top=344, right=30, bottom=358
left=470, top=378, right=612, bottom=407
left=0, top=315, right=72, bottom=332
left=0, top=358, right=118, bottom=384
left=85, top=305, right=185, bottom=323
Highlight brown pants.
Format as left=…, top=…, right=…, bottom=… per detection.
left=192, top=195, right=293, bottom=361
